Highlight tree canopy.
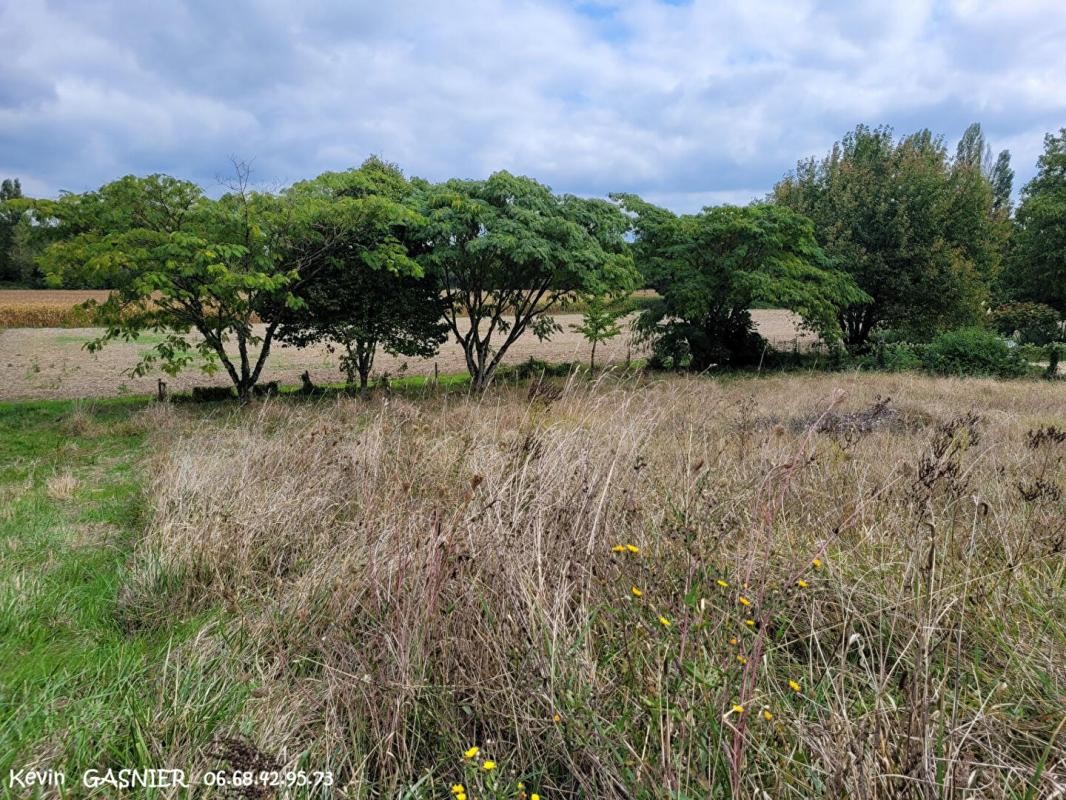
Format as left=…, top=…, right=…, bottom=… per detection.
left=417, top=171, right=638, bottom=390
left=1006, top=129, right=1066, bottom=315
left=276, top=159, right=448, bottom=389
left=773, top=124, right=1008, bottom=348
left=617, top=196, right=866, bottom=370
left=33, top=170, right=308, bottom=399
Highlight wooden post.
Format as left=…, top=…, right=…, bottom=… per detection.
left=157, top=378, right=168, bottom=403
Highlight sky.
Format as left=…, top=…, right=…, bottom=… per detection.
left=1, top=0, right=1064, bottom=212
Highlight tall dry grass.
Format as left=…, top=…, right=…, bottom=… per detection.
left=120, top=373, right=1066, bottom=798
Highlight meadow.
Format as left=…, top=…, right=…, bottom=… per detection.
left=1, top=371, right=1063, bottom=798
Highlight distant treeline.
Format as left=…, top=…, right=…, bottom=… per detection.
left=1, top=123, right=1063, bottom=396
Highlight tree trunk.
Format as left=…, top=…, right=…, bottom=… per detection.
left=590, top=340, right=597, bottom=371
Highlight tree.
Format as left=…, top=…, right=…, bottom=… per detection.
left=1007, top=129, right=1066, bottom=314
left=570, top=294, right=626, bottom=370
left=990, top=150, right=1014, bottom=214
left=773, top=125, right=1006, bottom=349
left=35, top=169, right=311, bottom=400
left=277, top=160, right=448, bottom=390
left=417, top=172, right=638, bottom=391
left=0, top=178, right=24, bottom=284
left=616, top=197, right=867, bottom=370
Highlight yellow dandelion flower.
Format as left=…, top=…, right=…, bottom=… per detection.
left=762, top=709, right=773, bottom=721
left=738, top=596, right=752, bottom=607
left=531, top=794, right=541, bottom=800
left=732, top=704, right=745, bottom=714
left=788, top=679, right=801, bottom=692
left=658, top=615, right=672, bottom=627
left=797, top=579, right=809, bottom=588
left=457, top=794, right=467, bottom=800
left=552, top=713, right=561, bottom=723
left=463, top=746, right=479, bottom=759
left=625, top=544, right=640, bottom=554
left=631, top=586, right=643, bottom=597
left=811, top=558, right=822, bottom=569
left=611, top=544, right=626, bottom=553
left=451, top=785, right=465, bottom=795
left=736, top=654, right=747, bottom=664
left=716, top=579, right=729, bottom=588
left=744, top=618, right=755, bottom=627
left=517, top=782, right=524, bottom=790
left=728, top=636, right=738, bottom=645
left=481, top=760, right=496, bottom=771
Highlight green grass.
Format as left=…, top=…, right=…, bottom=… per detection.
left=0, top=398, right=246, bottom=795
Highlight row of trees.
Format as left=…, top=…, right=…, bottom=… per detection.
left=2, top=123, right=1064, bottom=396
left=773, top=124, right=1066, bottom=349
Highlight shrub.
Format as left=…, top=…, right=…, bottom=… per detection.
left=989, top=302, right=1063, bottom=345
left=921, top=327, right=1029, bottom=378
left=191, top=386, right=236, bottom=402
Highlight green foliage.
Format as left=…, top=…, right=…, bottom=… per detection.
left=616, top=196, right=866, bottom=370
left=417, top=172, right=638, bottom=390
left=32, top=170, right=307, bottom=398
left=276, top=159, right=447, bottom=389
left=989, top=302, right=1063, bottom=345
left=0, top=178, right=26, bottom=284
left=1006, top=129, right=1066, bottom=314
left=773, top=124, right=1008, bottom=348
left=570, top=294, right=626, bottom=369
left=920, top=327, right=1029, bottom=378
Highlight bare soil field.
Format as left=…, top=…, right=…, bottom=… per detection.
left=0, top=309, right=811, bottom=400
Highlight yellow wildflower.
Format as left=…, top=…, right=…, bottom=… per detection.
left=716, top=579, right=729, bottom=588
left=552, top=713, right=561, bottom=723
left=736, top=654, right=747, bottom=664
left=728, top=636, right=738, bottom=645
left=762, top=709, right=773, bottom=721
left=811, top=558, right=822, bottom=569
left=463, top=746, right=479, bottom=759
left=797, top=579, right=809, bottom=588
left=658, top=615, right=672, bottom=628
left=744, top=618, right=755, bottom=627
left=451, top=785, right=465, bottom=795
left=625, top=544, right=640, bottom=554
left=457, top=794, right=467, bottom=800
left=631, top=586, right=643, bottom=597
left=611, top=545, right=626, bottom=553
left=732, top=704, right=745, bottom=714
left=738, top=596, right=752, bottom=607
left=531, top=795, right=541, bottom=800
left=481, top=760, right=496, bottom=771
left=788, top=679, right=801, bottom=692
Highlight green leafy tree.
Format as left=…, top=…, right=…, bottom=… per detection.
left=417, top=172, right=638, bottom=390
left=570, top=294, right=626, bottom=370
left=616, top=196, right=867, bottom=370
left=1007, top=129, right=1066, bottom=314
left=0, top=178, right=24, bottom=284
left=35, top=168, right=310, bottom=400
left=277, top=160, right=448, bottom=390
left=990, top=149, right=1014, bottom=215
left=774, top=124, right=1007, bottom=349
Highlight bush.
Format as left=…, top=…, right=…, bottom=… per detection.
left=921, top=327, right=1029, bottom=378
left=496, top=357, right=577, bottom=381
left=864, top=341, right=925, bottom=372
left=191, top=386, right=236, bottom=402
left=989, top=302, right=1063, bottom=345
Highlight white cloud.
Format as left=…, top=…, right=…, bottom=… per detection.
left=1, top=0, right=1063, bottom=207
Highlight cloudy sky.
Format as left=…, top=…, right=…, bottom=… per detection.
left=1, top=0, right=1064, bottom=211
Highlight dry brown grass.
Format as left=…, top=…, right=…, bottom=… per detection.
left=118, top=373, right=1065, bottom=798
left=0, top=310, right=810, bottom=401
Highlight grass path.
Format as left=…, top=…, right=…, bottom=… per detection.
left=0, top=399, right=243, bottom=796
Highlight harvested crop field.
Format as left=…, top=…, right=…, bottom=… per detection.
left=0, top=308, right=813, bottom=400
